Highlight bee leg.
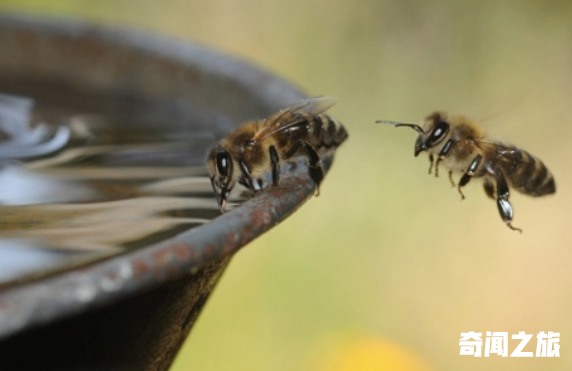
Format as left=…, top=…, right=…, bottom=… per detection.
left=483, top=178, right=495, bottom=199
left=285, top=141, right=323, bottom=195
left=434, top=139, right=454, bottom=177
left=457, top=155, right=482, bottom=200
left=302, top=142, right=324, bottom=195
left=448, top=171, right=456, bottom=187
left=239, top=159, right=255, bottom=192
left=494, top=168, right=522, bottom=233
left=269, top=145, right=280, bottom=186
left=428, top=154, right=434, bottom=174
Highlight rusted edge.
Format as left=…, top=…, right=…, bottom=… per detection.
left=0, top=165, right=317, bottom=340
left=0, top=14, right=331, bottom=340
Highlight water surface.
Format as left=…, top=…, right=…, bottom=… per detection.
left=0, top=93, right=221, bottom=285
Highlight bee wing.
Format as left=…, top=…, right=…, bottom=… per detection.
left=279, top=96, right=338, bottom=116
left=252, top=96, right=337, bottom=142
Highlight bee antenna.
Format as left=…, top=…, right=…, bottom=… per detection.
left=376, top=120, right=425, bottom=134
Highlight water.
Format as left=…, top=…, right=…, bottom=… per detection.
left=0, top=93, right=222, bottom=286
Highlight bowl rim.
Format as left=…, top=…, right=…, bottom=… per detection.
left=0, top=14, right=322, bottom=340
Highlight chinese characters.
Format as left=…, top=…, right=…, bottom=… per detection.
left=459, top=331, right=559, bottom=357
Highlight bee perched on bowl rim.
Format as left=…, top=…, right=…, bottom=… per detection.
left=378, top=112, right=556, bottom=232
left=207, top=96, right=348, bottom=212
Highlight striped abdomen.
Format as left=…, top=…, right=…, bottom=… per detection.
left=275, top=113, right=348, bottom=153
left=498, top=147, right=556, bottom=197
left=308, top=114, right=348, bottom=150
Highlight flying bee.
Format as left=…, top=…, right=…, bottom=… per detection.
left=378, top=112, right=556, bottom=232
left=207, top=96, right=348, bottom=212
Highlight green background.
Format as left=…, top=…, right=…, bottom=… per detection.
left=1, top=1, right=571, bottom=370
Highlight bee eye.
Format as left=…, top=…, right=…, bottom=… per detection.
left=427, top=120, right=450, bottom=146
left=216, top=152, right=231, bottom=177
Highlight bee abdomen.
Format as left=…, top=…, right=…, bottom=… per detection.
left=313, top=114, right=348, bottom=149
left=508, top=150, right=556, bottom=196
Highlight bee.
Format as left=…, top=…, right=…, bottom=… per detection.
left=207, top=96, right=348, bottom=212
left=378, top=112, right=556, bottom=232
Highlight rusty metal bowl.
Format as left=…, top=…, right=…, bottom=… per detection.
left=0, top=14, right=329, bottom=371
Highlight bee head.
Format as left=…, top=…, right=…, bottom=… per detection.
left=377, top=112, right=451, bottom=157
left=207, top=145, right=236, bottom=212
left=413, top=112, right=451, bottom=157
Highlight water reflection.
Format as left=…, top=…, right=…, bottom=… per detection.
left=0, top=93, right=220, bottom=285
left=0, top=240, right=113, bottom=285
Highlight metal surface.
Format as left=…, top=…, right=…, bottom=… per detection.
left=0, top=165, right=316, bottom=338
left=0, top=14, right=334, bottom=371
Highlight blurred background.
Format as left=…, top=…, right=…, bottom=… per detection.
left=1, top=1, right=571, bottom=370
